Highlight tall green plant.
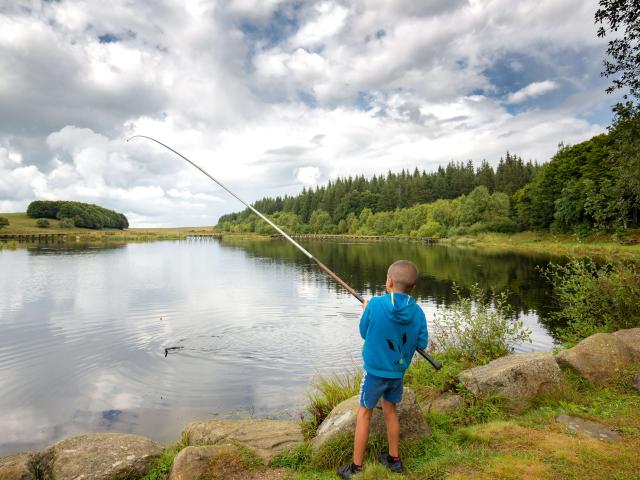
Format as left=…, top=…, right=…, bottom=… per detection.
left=543, top=259, right=640, bottom=345
left=432, top=284, right=532, bottom=365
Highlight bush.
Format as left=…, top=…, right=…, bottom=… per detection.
left=59, top=218, right=75, bottom=229
left=417, top=221, right=445, bottom=238
left=0, top=217, right=9, bottom=228
left=36, top=218, right=50, bottom=228
left=467, top=222, right=488, bottom=234
left=543, top=259, right=640, bottom=346
left=486, top=217, right=519, bottom=233
left=432, top=284, right=532, bottom=365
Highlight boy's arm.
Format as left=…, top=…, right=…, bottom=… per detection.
left=417, top=311, right=428, bottom=350
left=359, top=300, right=373, bottom=339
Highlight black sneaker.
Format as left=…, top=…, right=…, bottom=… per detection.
left=379, top=452, right=403, bottom=473
left=337, top=463, right=361, bottom=479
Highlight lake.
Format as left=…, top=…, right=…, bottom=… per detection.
left=0, top=238, right=559, bottom=455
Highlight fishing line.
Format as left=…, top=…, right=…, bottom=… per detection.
left=127, top=135, right=442, bottom=370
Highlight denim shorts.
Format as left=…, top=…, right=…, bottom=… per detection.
left=359, top=371, right=403, bottom=408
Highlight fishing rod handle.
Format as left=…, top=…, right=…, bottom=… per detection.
left=417, top=348, right=442, bottom=370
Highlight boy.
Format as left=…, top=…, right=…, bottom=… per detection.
left=338, top=260, right=428, bottom=479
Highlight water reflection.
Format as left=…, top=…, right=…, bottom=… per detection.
left=0, top=239, right=559, bottom=456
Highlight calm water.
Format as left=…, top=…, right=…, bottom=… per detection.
left=0, top=238, right=559, bottom=455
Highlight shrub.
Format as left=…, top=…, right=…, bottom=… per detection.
left=467, top=222, right=488, bottom=234
left=543, top=259, right=640, bottom=346
left=432, top=284, right=532, bottom=365
left=417, top=221, right=445, bottom=238
left=59, top=218, right=75, bottom=229
left=486, top=217, right=519, bottom=233
left=36, top=218, right=50, bottom=228
left=0, top=217, right=9, bottom=228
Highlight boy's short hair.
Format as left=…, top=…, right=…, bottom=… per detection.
left=387, top=260, right=419, bottom=293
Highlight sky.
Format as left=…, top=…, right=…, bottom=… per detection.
left=0, top=0, right=620, bottom=227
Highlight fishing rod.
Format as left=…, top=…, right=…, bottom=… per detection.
left=127, top=135, right=442, bottom=370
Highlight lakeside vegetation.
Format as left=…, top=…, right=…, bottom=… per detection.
left=0, top=212, right=217, bottom=240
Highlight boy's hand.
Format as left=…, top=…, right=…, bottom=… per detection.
left=362, top=299, right=368, bottom=310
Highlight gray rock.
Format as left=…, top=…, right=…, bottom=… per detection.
left=612, top=328, right=640, bottom=362
left=0, top=452, right=34, bottom=480
left=634, top=374, right=640, bottom=393
left=555, top=332, right=633, bottom=382
left=169, top=444, right=243, bottom=480
left=428, top=392, right=464, bottom=414
left=182, top=419, right=303, bottom=462
left=555, top=414, right=622, bottom=441
left=312, top=387, right=430, bottom=450
left=458, top=352, right=564, bottom=408
left=45, top=432, right=162, bottom=480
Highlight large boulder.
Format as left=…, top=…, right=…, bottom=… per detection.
left=182, top=419, right=303, bottom=462
left=555, top=332, right=636, bottom=382
left=0, top=452, right=34, bottom=480
left=612, top=328, right=640, bottom=362
left=458, top=352, right=564, bottom=408
left=312, top=387, right=430, bottom=450
left=169, top=444, right=244, bottom=480
left=45, top=432, right=162, bottom=480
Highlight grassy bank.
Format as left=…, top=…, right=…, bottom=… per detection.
left=276, top=365, right=640, bottom=480
left=4, top=212, right=639, bottom=259
left=444, top=231, right=640, bottom=259
left=0, top=212, right=216, bottom=240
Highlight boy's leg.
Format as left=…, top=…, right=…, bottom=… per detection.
left=381, top=400, right=400, bottom=457
left=353, top=406, right=373, bottom=466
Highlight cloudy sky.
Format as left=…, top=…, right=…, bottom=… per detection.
left=0, top=0, right=619, bottom=226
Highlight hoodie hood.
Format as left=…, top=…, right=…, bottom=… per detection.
left=380, top=292, right=416, bottom=324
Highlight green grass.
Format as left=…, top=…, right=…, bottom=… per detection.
left=267, top=364, right=640, bottom=479
left=445, top=230, right=640, bottom=259
left=140, top=439, right=188, bottom=480
left=301, top=370, right=363, bottom=440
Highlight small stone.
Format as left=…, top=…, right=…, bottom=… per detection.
left=428, top=392, right=464, bottom=414
left=0, top=452, right=34, bottom=480
left=634, top=374, right=640, bottom=393
left=555, top=414, right=622, bottom=441
left=312, top=387, right=430, bottom=450
left=182, top=419, right=303, bottom=463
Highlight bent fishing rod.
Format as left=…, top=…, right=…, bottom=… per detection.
left=127, top=135, right=442, bottom=370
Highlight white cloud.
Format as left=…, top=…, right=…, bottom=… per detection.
left=296, top=166, right=321, bottom=185
left=0, top=0, right=615, bottom=226
left=507, top=80, right=560, bottom=104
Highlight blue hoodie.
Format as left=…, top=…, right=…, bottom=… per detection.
left=359, top=292, right=428, bottom=378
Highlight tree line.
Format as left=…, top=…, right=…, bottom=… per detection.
left=27, top=200, right=129, bottom=230
left=215, top=110, right=639, bottom=237
left=217, top=153, right=538, bottom=235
